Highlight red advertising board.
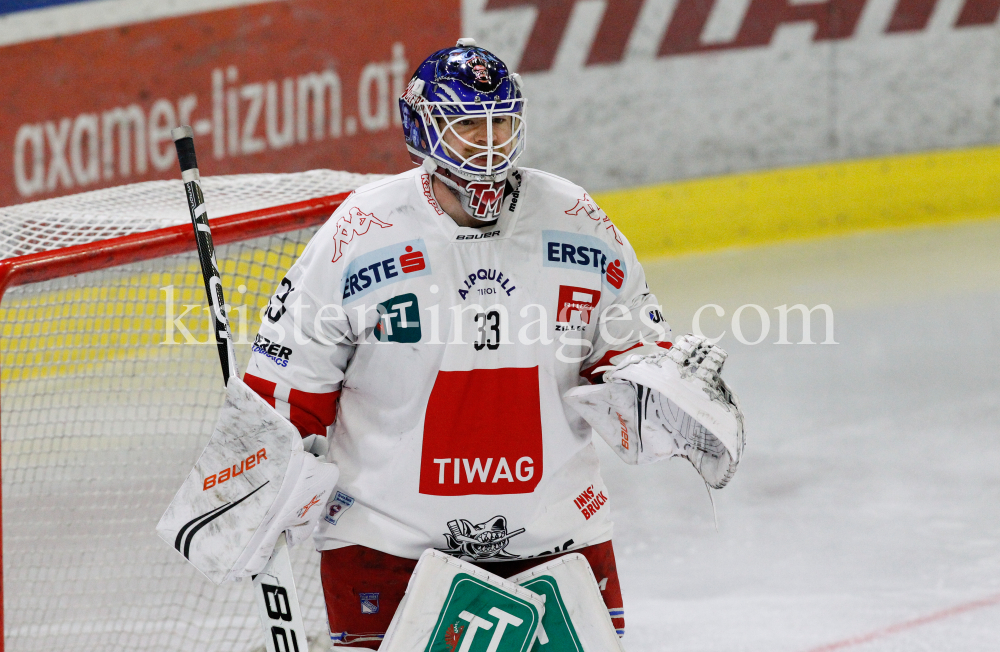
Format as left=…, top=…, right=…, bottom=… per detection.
left=0, top=0, right=460, bottom=206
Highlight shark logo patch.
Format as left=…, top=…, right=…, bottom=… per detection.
left=438, top=515, right=525, bottom=561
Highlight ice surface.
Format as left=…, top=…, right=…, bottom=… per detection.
left=609, top=218, right=1000, bottom=651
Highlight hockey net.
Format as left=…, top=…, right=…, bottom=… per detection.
left=0, top=170, right=387, bottom=652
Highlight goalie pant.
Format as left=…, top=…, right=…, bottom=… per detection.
left=243, top=166, right=670, bottom=562
left=321, top=541, right=624, bottom=648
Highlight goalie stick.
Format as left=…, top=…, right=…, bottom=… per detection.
left=172, top=126, right=310, bottom=652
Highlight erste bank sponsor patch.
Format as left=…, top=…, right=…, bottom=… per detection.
left=542, top=230, right=626, bottom=293
left=342, top=239, right=430, bottom=303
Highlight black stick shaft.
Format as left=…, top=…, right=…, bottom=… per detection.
left=172, top=126, right=239, bottom=385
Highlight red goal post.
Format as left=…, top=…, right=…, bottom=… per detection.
left=0, top=170, right=381, bottom=652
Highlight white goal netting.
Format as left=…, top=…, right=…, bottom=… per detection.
left=0, top=170, right=387, bottom=652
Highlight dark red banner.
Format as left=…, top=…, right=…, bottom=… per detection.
left=0, top=0, right=460, bottom=206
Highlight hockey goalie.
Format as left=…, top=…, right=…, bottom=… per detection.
left=225, top=39, right=745, bottom=649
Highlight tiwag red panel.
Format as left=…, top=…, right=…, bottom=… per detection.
left=0, top=0, right=459, bottom=206
left=419, top=367, right=543, bottom=496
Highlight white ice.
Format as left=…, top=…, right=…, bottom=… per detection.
left=608, top=218, right=1000, bottom=651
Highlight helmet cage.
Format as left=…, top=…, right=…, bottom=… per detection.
left=417, top=98, right=526, bottom=179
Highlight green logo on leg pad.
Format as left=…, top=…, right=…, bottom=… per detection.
left=425, top=573, right=540, bottom=652
left=520, top=576, right=583, bottom=651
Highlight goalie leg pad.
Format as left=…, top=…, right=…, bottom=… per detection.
left=508, top=553, right=627, bottom=650
left=156, top=376, right=339, bottom=584
left=379, top=549, right=546, bottom=652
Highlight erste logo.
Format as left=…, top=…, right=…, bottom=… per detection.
left=543, top=230, right=626, bottom=295
left=606, top=259, right=625, bottom=289
left=399, top=245, right=426, bottom=273
left=342, top=239, right=432, bottom=303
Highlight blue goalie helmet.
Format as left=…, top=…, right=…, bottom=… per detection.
left=399, top=38, right=526, bottom=222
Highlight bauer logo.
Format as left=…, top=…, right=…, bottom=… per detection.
left=342, top=239, right=431, bottom=303
left=203, top=448, right=267, bottom=491
left=373, top=293, right=421, bottom=343
left=542, top=230, right=625, bottom=295
left=426, top=574, right=540, bottom=652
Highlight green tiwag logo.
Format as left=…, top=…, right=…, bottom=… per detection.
left=426, top=574, right=540, bottom=652
left=520, top=576, right=583, bottom=651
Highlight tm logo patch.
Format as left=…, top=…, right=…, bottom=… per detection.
left=360, top=592, right=379, bottom=614
left=374, top=293, right=421, bottom=343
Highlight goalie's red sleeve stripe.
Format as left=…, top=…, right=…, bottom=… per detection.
left=580, top=340, right=672, bottom=383
left=289, top=387, right=339, bottom=424
left=288, top=387, right=340, bottom=438
left=244, top=373, right=339, bottom=438
left=243, top=373, right=277, bottom=408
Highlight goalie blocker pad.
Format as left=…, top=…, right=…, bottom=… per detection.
left=380, top=550, right=546, bottom=652
left=156, top=376, right=339, bottom=584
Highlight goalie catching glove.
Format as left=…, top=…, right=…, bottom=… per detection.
left=157, top=376, right=339, bottom=584
left=564, top=334, right=745, bottom=488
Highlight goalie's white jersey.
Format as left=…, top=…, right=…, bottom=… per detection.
left=244, top=166, right=669, bottom=562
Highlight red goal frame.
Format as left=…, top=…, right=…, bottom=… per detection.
left=0, top=191, right=348, bottom=652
